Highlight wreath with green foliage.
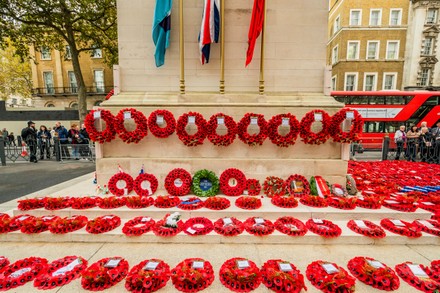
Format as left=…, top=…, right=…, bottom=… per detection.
left=191, top=169, right=220, bottom=197
left=309, top=176, right=330, bottom=196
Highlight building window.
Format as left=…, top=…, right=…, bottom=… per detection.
left=347, top=41, right=360, bottom=60
left=332, top=45, right=339, bottom=64
left=367, top=41, right=379, bottom=60
left=65, top=45, right=72, bottom=59
left=370, top=9, right=382, bottom=26
left=40, top=47, right=51, bottom=60
left=68, top=71, right=78, bottom=93
left=364, top=73, right=377, bottom=91
left=350, top=10, right=362, bottom=26
left=331, top=75, right=337, bottom=91
left=344, top=73, right=358, bottom=91
left=383, top=73, right=397, bottom=90
left=426, top=9, right=438, bottom=24
left=333, top=16, right=340, bottom=35
left=94, top=70, right=105, bottom=93
left=91, top=48, right=102, bottom=58
left=390, top=9, right=402, bottom=26
left=420, top=68, right=431, bottom=86
left=45, top=102, right=55, bottom=107
left=70, top=102, right=78, bottom=109
left=386, top=41, right=399, bottom=60
left=43, top=71, right=54, bottom=94
left=422, top=37, right=434, bottom=55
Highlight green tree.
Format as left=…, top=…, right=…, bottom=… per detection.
left=0, top=0, right=117, bottom=121
left=0, top=39, right=32, bottom=101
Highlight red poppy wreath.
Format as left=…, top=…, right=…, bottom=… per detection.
left=213, top=217, right=244, bottom=237
left=183, top=217, right=214, bottom=236
left=171, top=258, right=215, bottom=292
left=274, top=216, right=307, bottom=237
left=300, top=195, right=328, bottom=208
left=49, top=215, right=88, bottom=234
left=271, top=195, right=299, bottom=208
left=20, top=215, right=60, bottom=234
left=412, top=219, right=440, bottom=237
left=380, top=218, right=422, bottom=238
left=84, top=109, right=116, bottom=143
left=176, top=112, right=208, bottom=146
left=86, top=215, right=121, bottom=234
left=0, top=256, right=9, bottom=273
left=0, top=214, right=35, bottom=233
left=34, top=256, right=88, bottom=290
left=108, top=172, right=134, bottom=196
left=235, top=196, right=262, bottom=210
left=237, top=113, right=268, bottom=146
left=125, top=196, right=155, bottom=209
left=154, top=195, right=181, bottom=208
left=263, top=176, right=287, bottom=198
left=204, top=196, right=230, bottom=210
left=329, top=108, right=363, bottom=143
left=44, top=197, right=72, bottom=210
left=133, top=173, right=158, bottom=197
left=177, top=197, right=204, bottom=210
left=243, top=217, right=275, bottom=236
left=0, top=257, right=48, bottom=291
left=97, top=196, right=126, bottom=209
left=17, top=198, right=45, bottom=211
left=219, top=168, right=247, bottom=196
left=267, top=113, right=300, bottom=147
left=246, top=179, right=261, bottom=196
left=122, top=216, right=155, bottom=236
left=152, top=213, right=184, bottom=237
left=306, top=260, right=356, bottom=293
left=125, top=259, right=170, bottom=293
left=219, top=257, right=262, bottom=292
left=261, top=259, right=307, bottom=293
left=285, top=174, right=311, bottom=197
left=114, top=108, right=148, bottom=144
left=347, top=219, right=386, bottom=238
left=148, top=109, right=176, bottom=138
left=207, top=113, right=237, bottom=146
left=395, top=262, right=440, bottom=293
left=299, top=109, right=331, bottom=145
left=164, top=168, right=192, bottom=196
left=81, top=257, right=129, bottom=291
left=306, top=218, right=342, bottom=238
left=71, top=197, right=99, bottom=210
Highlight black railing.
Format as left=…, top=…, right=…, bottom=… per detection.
left=32, top=86, right=113, bottom=96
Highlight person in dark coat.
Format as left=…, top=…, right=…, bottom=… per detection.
left=419, top=127, right=434, bottom=163
left=37, top=125, right=51, bottom=160
left=54, top=121, right=70, bottom=159
left=79, top=123, right=90, bottom=159
left=22, top=121, right=38, bottom=163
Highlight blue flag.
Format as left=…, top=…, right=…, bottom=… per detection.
left=153, top=0, right=172, bottom=67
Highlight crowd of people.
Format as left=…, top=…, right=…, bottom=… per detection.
left=394, top=121, right=440, bottom=164
left=1, top=122, right=90, bottom=163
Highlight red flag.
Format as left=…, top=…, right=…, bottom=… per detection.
left=246, top=0, right=265, bottom=66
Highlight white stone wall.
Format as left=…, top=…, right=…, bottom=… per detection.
left=117, top=0, right=328, bottom=93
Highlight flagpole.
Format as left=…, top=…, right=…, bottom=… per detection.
left=259, top=0, right=266, bottom=95
left=179, top=0, right=185, bottom=94
left=219, top=0, right=225, bottom=94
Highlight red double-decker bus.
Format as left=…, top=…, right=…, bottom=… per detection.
left=331, top=91, right=440, bottom=149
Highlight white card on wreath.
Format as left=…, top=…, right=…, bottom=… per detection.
left=314, top=113, right=323, bottom=121
left=192, top=261, right=205, bottom=269
left=186, top=228, right=196, bottom=234
left=407, top=264, right=428, bottom=277
left=188, top=116, right=196, bottom=124
left=367, top=260, right=385, bottom=269
left=93, top=111, right=101, bottom=119
left=18, top=215, right=30, bottom=221
left=346, top=111, right=354, bottom=119
left=391, top=219, right=405, bottom=227
left=52, top=258, right=80, bottom=276
left=313, top=218, right=324, bottom=224
left=237, top=260, right=250, bottom=269
left=384, top=200, right=400, bottom=204
left=217, top=117, right=225, bottom=125
left=141, top=217, right=152, bottom=223
left=322, top=263, right=339, bottom=274
left=104, top=259, right=122, bottom=268
left=250, top=117, right=258, bottom=125
left=223, top=218, right=233, bottom=226
left=417, top=220, right=435, bottom=229
left=102, top=215, right=115, bottom=220
left=10, top=267, right=32, bottom=278
left=421, top=202, right=435, bottom=206
left=144, top=261, right=160, bottom=271
left=124, top=111, right=131, bottom=120
left=156, top=115, right=164, bottom=124
left=282, top=118, right=290, bottom=126
left=354, top=220, right=368, bottom=229
left=278, top=262, right=293, bottom=272
left=254, top=218, right=265, bottom=225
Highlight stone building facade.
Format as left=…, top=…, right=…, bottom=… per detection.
left=30, top=45, right=113, bottom=109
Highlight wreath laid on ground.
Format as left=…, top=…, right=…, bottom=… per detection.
left=213, top=217, right=244, bottom=237
left=382, top=199, right=418, bottom=213
left=329, top=108, right=363, bottom=143
left=171, top=258, right=215, bottom=292
left=164, top=168, right=192, bottom=196
left=125, top=196, right=155, bottom=209
left=71, top=197, right=98, bottom=209
left=81, top=257, right=129, bottom=291
left=267, top=113, right=300, bottom=147
left=84, top=109, right=116, bottom=143
left=306, top=219, right=342, bottom=238
left=204, top=196, right=230, bottom=210
left=183, top=217, right=214, bottom=236
left=114, top=108, right=148, bottom=144
left=235, top=196, right=262, bottom=210
left=191, top=169, right=219, bottom=197
left=20, top=215, right=60, bottom=234
left=261, top=259, right=307, bottom=293
left=300, top=195, right=328, bottom=208
left=86, top=215, right=121, bottom=234
left=299, top=109, right=331, bottom=145
left=122, top=216, right=155, bottom=236
left=243, top=217, right=275, bottom=236
left=152, top=213, right=184, bottom=237
left=306, top=260, right=356, bottom=293
left=177, top=197, right=204, bottom=210
left=347, top=220, right=386, bottom=238
left=285, top=174, right=311, bottom=197
left=0, top=256, right=9, bottom=273
left=310, top=176, right=331, bottom=197
left=133, top=173, right=158, bottom=197
left=328, top=197, right=357, bottom=210
left=263, top=176, right=287, bottom=197
left=418, top=201, right=440, bottom=213
left=395, top=262, right=440, bottom=293
left=219, top=168, right=247, bottom=196
left=219, top=257, right=262, bottom=292
left=154, top=195, right=181, bottom=208
left=0, top=257, right=48, bottom=291
left=347, top=256, right=400, bottom=291
left=380, top=218, right=422, bottom=238
left=271, top=195, right=299, bottom=208
left=97, top=196, right=126, bottom=209
left=356, top=195, right=382, bottom=209
left=125, top=259, right=171, bottom=293
left=429, top=260, right=440, bottom=282
left=148, top=109, right=176, bottom=138
left=237, top=113, right=268, bottom=146
left=207, top=113, right=237, bottom=146
left=49, top=215, right=88, bottom=234
left=246, top=179, right=261, bottom=196
left=0, top=214, right=34, bottom=233
left=176, top=112, right=208, bottom=146
left=17, top=198, right=45, bottom=210
left=412, top=219, right=440, bottom=237
left=44, top=197, right=72, bottom=210
left=108, top=172, right=134, bottom=196
left=274, top=217, right=308, bottom=237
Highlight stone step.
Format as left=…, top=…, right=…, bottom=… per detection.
left=1, top=220, right=438, bottom=246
